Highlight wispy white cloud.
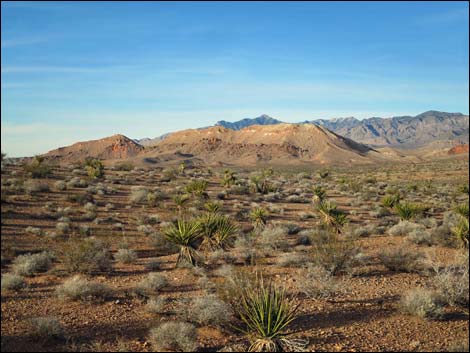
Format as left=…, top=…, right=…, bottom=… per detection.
left=415, top=7, right=469, bottom=26
left=1, top=65, right=135, bottom=74
left=1, top=37, right=48, bottom=48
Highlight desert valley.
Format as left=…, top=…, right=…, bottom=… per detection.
left=1, top=110, right=469, bottom=352
left=2, top=1, right=469, bottom=352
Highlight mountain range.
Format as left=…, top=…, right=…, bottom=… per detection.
left=41, top=110, right=468, bottom=167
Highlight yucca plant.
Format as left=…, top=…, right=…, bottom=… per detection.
left=197, top=212, right=238, bottom=250
left=394, top=202, right=422, bottom=220
left=84, top=158, right=104, bottom=179
left=316, top=200, right=348, bottom=234
left=250, top=175, right=275, bottom=195
left=185, top=180, right=209, bottom=199
left=172, top=194, right=189, bottom=214
left=381, top=194, right=400, bottom=209
left=222, top=169, right=237, bottom=187
left=452, top=217, right=469, bottom=248
left=236, top=276, right=305, bottom=352
left=454, top=203, right=469, bottom=219
left=163, top=219, right=202, bottom=266
left=311, top=186, right=326, bottom=204
left=250, top=207, right=268, bottom=229
left=204, top=201, right=222, bottom=213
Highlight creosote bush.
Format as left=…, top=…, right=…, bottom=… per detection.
left=1, top=273, right=26, bottom=292
left=11, top=251, right=53, bottom=276
left=148, top=321, right=197, bottom=352
left=60, top=238, right=112, bottom=274
left=399, top=288, right=444, bottom=320
left=56, top=275, right=112, bottom=301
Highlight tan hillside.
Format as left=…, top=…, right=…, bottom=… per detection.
left=43, top=134, right=145, bottom=163
left=145, top=123, right=395, bottom=166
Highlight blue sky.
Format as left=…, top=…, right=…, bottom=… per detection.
left=1, top=1, right=469, bottom=157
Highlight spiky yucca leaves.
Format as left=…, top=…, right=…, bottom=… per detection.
left=236, top=276, right=305, bottom=352
left=452, top=217, right=469, bottom=248
left=222, top=169, right=237, bottom=187
left=197, top=213, right=238, bottom=251
left=172, top=194, right=189, bottom=214
left=185, top=180, right=209, bottom=199
left=163, top=219, right=202, bottom=267
left=250, top=175, right=275, bottom=195
left=381, top=194, right=401, bottom=209
left=84, top=158, right=104, bottom=179
left=454, top=204, right=469, bottom=219
left=250, top=207, right=268, bottom=229
left=204, top=201, right=222, bottom=213
left=394, top=202, right=423, bottom=220
left=316, top=200, right=348, bottom=234
left=311, top=186, right=326, bottom=205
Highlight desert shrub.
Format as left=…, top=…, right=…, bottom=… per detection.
left=60, top=238, right=112, bottom=274
left=235, top=276, right=304, bottom=352
left=387, top=220, right=424, bottom=236
left=249, top=207, right=268, bottom=229
left=114, top=162, right=134, bottom=171
left=56, top=221, right=70, bottom=236
left=379, top=246, right=425, bottom=273
left=1, top=273, right=26, bottom=292
left=276, top=253, right=306, bottom=267
left=25, top=226, right=44, bottom=236
left=84, top=158, right=104, bottom=179
left=310, top=231, right=360, bottom=275
left=312, top=186, right=326, bottom=204
left=191, top=296, right=233, bottom=327
left=299, top=265, right=340, bottom=299
left=67, top=177, right=88, bottom=188
left=406, top=228, right=433, bottom=246
left=11, top=251, right=53, bottom=276
left=23, top=156, right=52, bottom=178
left=454, top=203, right=469, bottom=218
left=250, top=174, right=276, bottom=194
left=129, top=186, right=149, bottom=204
left=399, top=288, right=444, bottom=320
left=395, top=202, right=424, bottom=220
left=316, top=200, right=348, bottom=234
left=452, top=217, right=469, bottom=248
left=433, top=257, right=469, bottom=309
left=56, top=275, right=112, bottom=301
left=135, top=273, right=168, bottom=297
left=30, top=317, right=64, bottom=341
left=258, top=225, right=289, bottom=251
left=185, top=179, right=209, bottom=199
left=197, top=213, right=238, bottom=251
left=114, top=249, right=137, bottom=264
left=163, top=219, right=202, bottom=266
left=381, top=194, right=400, bottom=208
left=148, top=321, right=197, bottom=352
left=146, top=297, right=167, bottom=314
left=24, top=179, right=50, bottom=194
left=54, top=180, right=67, bottom=191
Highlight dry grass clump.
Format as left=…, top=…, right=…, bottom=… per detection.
left=433, top=254, right=469, bottom=309
left=148, top=321, right=197, bottom=352
left=29, top=317, right=64, bottom=341
left=310, top=231, right=360, bottom=275
left=11, top=251, right=53, bottom=276
left=379, top=246, right=426, bottom=273
left=129, top=186, right=149, bottom=204
left=1, top=273, right=26, bottom=292
left=399, top=288, right=444, bottom=320
left=60, top=238, right=112, bottom=274
left=56, top=275, right=112, bottom=301
left=190, top=295, right=233, bottom=327
left=24, top=179, right=50, bottom=195
left=145, top=297, right=167, bottom=314
left=387, top=220, right=424, bottom=236
left=299, top=265, right=341, bottom=299
left=134, top=273, right=169, bottom=297
left=114, top=249, right=138, bottom=264
left=258, top=225, right=289, bottom=252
